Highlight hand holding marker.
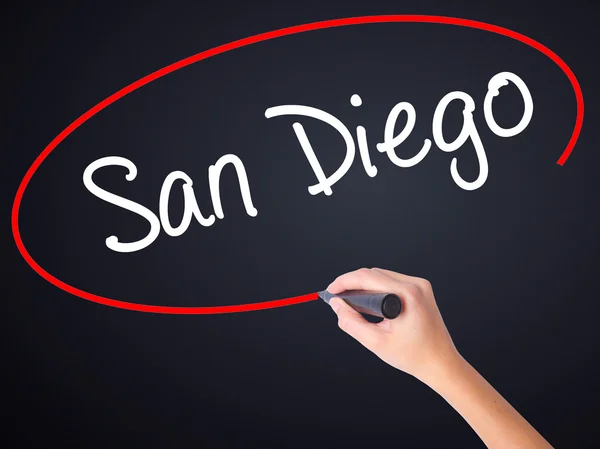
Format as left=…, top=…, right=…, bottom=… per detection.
left=325, top=268, right=554, bottom=449
left=318, top=290, right=401, bottom=319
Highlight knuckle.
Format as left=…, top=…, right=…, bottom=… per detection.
left=416, top=277, right=432, bottom=292
left=352, top=268, right=372, bottom=282
left=404, top=283, right=421, bottom=300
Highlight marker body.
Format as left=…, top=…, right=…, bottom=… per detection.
left=319, top=290, right=402, bottom=319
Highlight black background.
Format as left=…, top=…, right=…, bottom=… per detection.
left=3, top=1, right=599, bottom=448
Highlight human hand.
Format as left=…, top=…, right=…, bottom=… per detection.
left=327, top=268, right=460, bottom=384
left=328, top=268, right=554, bottom=449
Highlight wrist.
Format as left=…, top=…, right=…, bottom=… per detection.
left=416, top=348, right=470, bottom=391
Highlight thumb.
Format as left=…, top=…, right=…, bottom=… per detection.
left=330, top=297, right=384, bottom=351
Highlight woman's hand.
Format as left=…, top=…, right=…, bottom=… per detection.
left=327, top=267, right=459, bottom=384
left=327, top=267, right=554, bottom=449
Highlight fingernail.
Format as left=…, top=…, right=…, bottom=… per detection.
left=330, top=297, right=341, bottom=313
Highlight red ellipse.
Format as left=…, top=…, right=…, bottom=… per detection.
left=12, top=15, right=584, bottom=314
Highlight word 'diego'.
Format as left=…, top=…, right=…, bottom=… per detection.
left=266, top=71, right=533, bottom=193
left=83, top=71, right=532, bottom=253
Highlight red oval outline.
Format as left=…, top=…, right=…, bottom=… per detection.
left=12, top=15, right=584, bottom=314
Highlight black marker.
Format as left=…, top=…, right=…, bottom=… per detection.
left=318, top=290, right=402, bottom=319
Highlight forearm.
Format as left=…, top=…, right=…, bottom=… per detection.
left=423, top=354, right=554, bottom=449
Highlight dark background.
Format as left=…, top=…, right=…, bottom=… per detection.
left=2, top=1, right=599, bottom=447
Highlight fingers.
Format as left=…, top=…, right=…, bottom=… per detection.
left=330, top=297, right=384, bottom=351
left=327, top=268, right=420, bottom=306
left=370, top=268, right=420, bottom=284
left=328, top=268, right=399, bottom=293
